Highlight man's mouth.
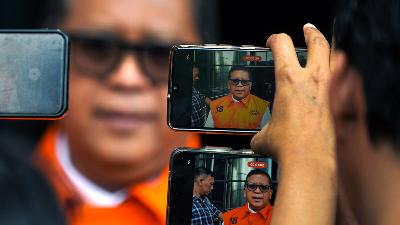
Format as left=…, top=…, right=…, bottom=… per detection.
left=234, top=90, right=245, bottom=94
left=93, top=108, right=158, bottom=132
left=252, top=196, right=264, bottom=202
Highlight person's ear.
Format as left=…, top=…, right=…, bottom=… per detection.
left=330, top=51, right=367, bottom=141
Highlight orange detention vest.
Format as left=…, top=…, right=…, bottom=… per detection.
left=223, top=204, right=273, bottom=225
left=210, top=94, right=270, bottom=129
left=35, top=126, right=201, bottom=225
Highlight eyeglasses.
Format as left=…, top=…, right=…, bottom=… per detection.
left=229, top=79, right=251, bottom=86
left=245, top=183, right=272, bottom=193
left=69, top=32, right=171, bottom=85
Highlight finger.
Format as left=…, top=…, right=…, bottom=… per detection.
left=250, top=122, right=270, bottom=156
left=266, top=33, right=301, bottom=71
left=303, top=23, right=331, bottom=70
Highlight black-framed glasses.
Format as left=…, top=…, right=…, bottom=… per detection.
left=245, top=183, right=272, bottom=193
left=69, top=32, right=172, bottom=85
left=229, top=79, right=251, bottom=86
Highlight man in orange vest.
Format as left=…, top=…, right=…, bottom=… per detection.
left=223, top=169, right=273, bottom=225
left=32, top=0, right=210, bottom=224
left=205, top=66, right=271, bottom=129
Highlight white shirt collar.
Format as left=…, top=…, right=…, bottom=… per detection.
left=56, top=133, right=128, bottom=207
left=231, top=95, right=240, bottom=103
left=248, top=203, right=258, bottom=213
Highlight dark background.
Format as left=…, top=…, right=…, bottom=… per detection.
left=218, top=1, right=335, bottom=46
left=0, top=0, right=336, bottom=151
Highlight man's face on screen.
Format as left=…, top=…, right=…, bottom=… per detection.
left=244, top=174, right=271, bottom=211
left=199, top=175, right=215, bottom=196
left=228, top=70, right=252, bottom=101
left=193, top=67, right=200, bottom=82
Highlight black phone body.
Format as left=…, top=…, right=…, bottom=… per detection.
left=167, top=147, right=278, bottom=225
left=0, top=29, right=69, bottom=119
left=168, top=45, right=306, bottom=133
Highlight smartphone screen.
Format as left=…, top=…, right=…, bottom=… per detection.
left=168, top=45, right=306, bottom=133
left=0, top=30, right=69, bottom=118
left=167, top=148, right=278, bottom=225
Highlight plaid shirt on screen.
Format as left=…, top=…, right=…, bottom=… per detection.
left=191, top=87, right=207, bottom=127
left=191, top=195, right=221, bottom=225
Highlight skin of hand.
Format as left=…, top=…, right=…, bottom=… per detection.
left=251, top=24, right=337, bottom=225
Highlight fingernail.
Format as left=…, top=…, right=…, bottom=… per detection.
left=304, top=23, right=316, bottom=29
left=266, top=34, right=274, bottom=47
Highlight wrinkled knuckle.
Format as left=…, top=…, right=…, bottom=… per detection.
left=310, top=65, right=329, bottom=84
left=279, top=66, right=298, bottom=82
left=310, top=35, right=329, bottom=49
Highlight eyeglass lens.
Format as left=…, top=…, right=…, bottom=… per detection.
left=246, top=184, right=271, bottom=192
left=229, top=79, right=251, bottom=86
left=70, top=34, right=171, bottom=85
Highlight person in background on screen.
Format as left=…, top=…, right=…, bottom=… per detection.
left=191, top=64, right=211, bottom=127
left=192, top=167, right=223, bottom=225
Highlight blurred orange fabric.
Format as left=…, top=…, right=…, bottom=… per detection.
left=35, top=126, right=201, bottom=225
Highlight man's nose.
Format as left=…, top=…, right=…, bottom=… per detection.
left=105, top=53, right=152, bottom=92
left=254, top=186, right=263, bottom=193
left=236, top=81, right=245, bottom=87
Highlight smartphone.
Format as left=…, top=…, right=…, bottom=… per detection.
left=168, top=45, right=307, bottom=133
left=167, top=147, right=278, bottom=225
left=0, top=30, right=69, bottom=119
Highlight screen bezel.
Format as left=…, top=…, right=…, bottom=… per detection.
left=167, top=147, right=278, bottom=225
left=0, top=29, right=69, bottom=119
left=167, top=45, right=306, bottom=134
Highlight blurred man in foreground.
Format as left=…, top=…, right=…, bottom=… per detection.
left=34, top=0, right=217, bottom=224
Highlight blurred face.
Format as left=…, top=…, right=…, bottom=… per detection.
left=198, top=175, right=215, bottom=196
left=193, top=67, right=200, bottom=82
left=244, top=174, right=272, bottom=211
left=329, top=45, right=369, bottom=224
left=60, top=0, right=200, bottom=185
left=228, top=70, right=252, bottom=101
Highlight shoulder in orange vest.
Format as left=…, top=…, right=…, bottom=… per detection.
left=210, top=94, right=270, bottom=129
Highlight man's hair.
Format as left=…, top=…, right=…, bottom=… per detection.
left=194, top=167, right=214, bottom=180
left=245, top=169, right=271, bottom=184
left=41, top=0, right=219, bottom=43
left=228, top=65, right=252, bottom=80
left=333, top=0, right=400, bottom=149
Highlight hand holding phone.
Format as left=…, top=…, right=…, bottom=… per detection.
left=168, top=45, right=307, bottom=133
left=251, top=25, right=336, bottom=225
